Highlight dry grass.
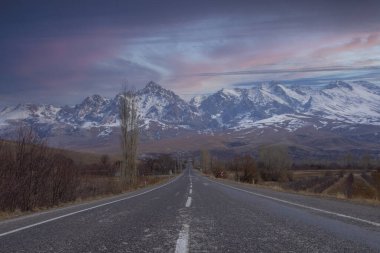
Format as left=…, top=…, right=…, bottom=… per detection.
left=292, top=169, right=362, bottom=180
left=0, top=174, right=174, bottom=221
left=206, top=170, right=380, bottom=206
left=352, top=176, right=377, bottom=199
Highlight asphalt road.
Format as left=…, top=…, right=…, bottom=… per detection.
left=1, top=166, right=380, bottom=253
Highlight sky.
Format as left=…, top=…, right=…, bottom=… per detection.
left=1, top=0, right=380, bottom=105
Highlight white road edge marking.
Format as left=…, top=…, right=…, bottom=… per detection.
left=185, top=197, right=192, bottom=207
left=206, top=177, right=380, bottom=227
left=175, top=224, right=189, bottom=253
left=0, top=174, right=183, bottom=238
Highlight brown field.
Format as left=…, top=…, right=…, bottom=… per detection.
left=292, top=169, right=360, bottom=180
left=218, top=169, right=380, bottom=204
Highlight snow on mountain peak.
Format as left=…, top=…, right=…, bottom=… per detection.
left=1, top=80, right=380, bottom=139
left=144, top=81, right=164, bottom=91
left=81, top=94, right=109, bottom=107
left=139, top=81, right=179, bottom=101
left=220, top=88, right=241, bottom=98
left=190, top=95, right=207, bottom=107
left=325, top=80, right=353, bottom=90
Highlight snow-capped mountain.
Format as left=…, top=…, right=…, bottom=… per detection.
left=0, top=82, right=201, bottom=140
left=0, top=104, right=60, bottom=126
left=136, top=81, right=199, bottom=128
left=196, top=80, right=380, bottom=130
left=1, top=80, right=380, bottom=156
left=198, top=83, right=302, bottom=128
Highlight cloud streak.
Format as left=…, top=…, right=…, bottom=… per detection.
left=181, top=66, right=380, bottom=77
left=313, top=34, right=380, bottom=58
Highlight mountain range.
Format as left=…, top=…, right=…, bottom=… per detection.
left=1, top=80, right=380, bottom=159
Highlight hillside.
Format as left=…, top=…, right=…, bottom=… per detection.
left=0, top=139, right=109, bottom=165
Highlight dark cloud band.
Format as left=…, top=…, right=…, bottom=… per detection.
left=183, top=66, right=380, bottom=77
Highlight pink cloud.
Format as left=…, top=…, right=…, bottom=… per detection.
left=11, top=30, right=122, bottom=88
left=312, top=33, right=380, bottom=58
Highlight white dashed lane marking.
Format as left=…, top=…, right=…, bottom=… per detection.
left=185, top=197, right=192, bottom=208
left=175, top=224, right=189, bottom=253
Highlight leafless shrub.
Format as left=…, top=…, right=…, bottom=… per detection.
left=227, top=155, right=257, bottom=183
left=0, top=127, right=80, bottom=211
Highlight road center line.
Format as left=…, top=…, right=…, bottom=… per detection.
left=185, top=197, right=192, bottom=207
left=189, top=189, right=192, bottom=194
left=175, top=224, right=189, bottom=253
left=0, top=174, right=183, bottom=238
left=206, top=177, right=380, bottom=227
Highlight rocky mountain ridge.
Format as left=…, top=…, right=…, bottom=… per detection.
left=1, top=80, right=380, bottom=157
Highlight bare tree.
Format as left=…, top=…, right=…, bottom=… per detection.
left=200, top=149, right=210, bottom=173
left=0, top=126, right=79, bottom=211
left=360, top=154, right=372, bottom=170
left=238, top=155, right=257, bottom=183
left=258, top=145, right=292, bottom=181
left=343, top=152, right=355, bottom=169
left=119, top=85, right=139, bottom=187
